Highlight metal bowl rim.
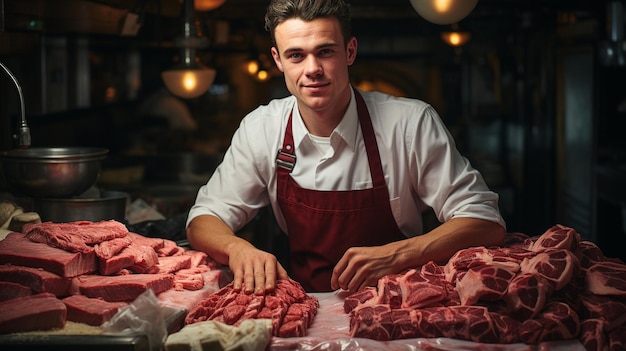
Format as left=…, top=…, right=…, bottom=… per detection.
left=0, top=147, right=109, bottom=161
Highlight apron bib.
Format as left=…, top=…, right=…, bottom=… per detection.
left=276, top=89, right=405, bottom=292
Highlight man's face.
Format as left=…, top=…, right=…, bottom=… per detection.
left=271, top=17, right=357, bottom=118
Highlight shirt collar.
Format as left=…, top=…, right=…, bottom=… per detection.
left=292, top=87, right=360, bottom=151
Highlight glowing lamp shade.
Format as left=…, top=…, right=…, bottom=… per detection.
left=162, top=65, right=216, bottom=99
left=410, top=0, right=479, bottom=25
left=183, top=0, right=226, bottom=12
left=441, top=31, right=471, bottom=47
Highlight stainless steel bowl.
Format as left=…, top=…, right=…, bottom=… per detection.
left=0, top=147, right=109, bottom=198
left=34, top=190, right=127, bottom=223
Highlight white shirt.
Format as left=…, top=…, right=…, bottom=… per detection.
left=188, top=88, right=506, bottom=236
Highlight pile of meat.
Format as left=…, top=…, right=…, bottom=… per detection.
left=0, top=220, right=222, bottom=334
left=185, top=279, right=320, bottom=338
left=344, top=224, right=626, bottom=350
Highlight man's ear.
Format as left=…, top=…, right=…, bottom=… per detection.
left=271, top=47, right=284, bottom=72
left=346, top=37, right=358, bottom=65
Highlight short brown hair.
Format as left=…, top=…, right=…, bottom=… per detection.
left=264, top=0, right=352, bottom=46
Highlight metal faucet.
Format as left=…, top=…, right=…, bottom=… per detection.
left=0, top=61, right=31, bottom=148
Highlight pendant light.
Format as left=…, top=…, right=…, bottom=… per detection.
left=409, top=0, right=479, bottom=25
left=162, top=0, right=216, bottom=99
left=440, top=23, right=471, bottom=47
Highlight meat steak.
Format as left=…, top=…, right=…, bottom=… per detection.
left=0, top=293, right=67, bottom=333
left=24, top=220, right=129, bottom=253
left=73, top=273, right=174, bottom=302
left=0, top=281, right=32, bottom=302
left=585, top=261, right=626, bottom=297
left=0, top=232, right=96, bottom=277
left=0, top=263, right=71, bottom=297
left=62, top=294, right=127, bottom=326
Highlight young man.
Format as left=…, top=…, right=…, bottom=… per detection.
left=186, top=0, right=506, bottom=294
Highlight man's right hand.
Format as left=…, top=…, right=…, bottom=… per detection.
left=227, top=241, right=290, bottom=295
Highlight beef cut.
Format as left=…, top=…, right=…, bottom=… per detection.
left=0, top=232, right=96, bottom=277
left=185, top=278, right=319, bottom=337
left=0, top=264, right=71, bottom=297
left=0, top=293, right=67, bottom=333
left=342, top=223, right=626, bottom=348
left=62, top=294, right=127, bottom=326
left=455, top=265, right=516, bottom=305
left=24, top=220, right=129, bottom=254
left=73, top=273, right=174, bottom=302
left=517, top=301, right=580, bottom=344
left=585, top=261, right=626, bottom=297
left=0, top=281, right=31, bottom=302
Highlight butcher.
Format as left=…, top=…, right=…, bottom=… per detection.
left=186, top=0, right=506, bottom=294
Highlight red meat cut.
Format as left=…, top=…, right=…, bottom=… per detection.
left=0, top=232, right=96, bottom=277
left=0, top=263, right=71, bottom=297
left=62, top=294, right=128, bottom=326
left=518, top=301, right=580, bottom=344
left=185, top=278, right=319, bottom=337
left=0, top=293, right=67, bottom=333
left=73, top=273, right=174, bottom=302
left=0, top=281, right=31, bottom=302
left=24, top=220, right=129, bottom=254
left=585, top=261, right=626, bottom=297
left=455, top=265, right=516, bottom=305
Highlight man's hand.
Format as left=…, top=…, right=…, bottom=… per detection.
left=228, top=242, right=290, bottom=295
left=330, top=244, right=401, bottom=293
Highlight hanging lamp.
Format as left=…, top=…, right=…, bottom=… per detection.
left=162, top=0, right=216, bottom=99
left=409, top=0, right=479, bottom=25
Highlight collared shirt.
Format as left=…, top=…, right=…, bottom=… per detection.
left=187, top=88, right=506, bottom=236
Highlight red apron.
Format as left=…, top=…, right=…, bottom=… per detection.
left=275, top=89, right=406, bottom=292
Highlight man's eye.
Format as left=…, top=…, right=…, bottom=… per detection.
left=289, top=53, right=303, bottom=60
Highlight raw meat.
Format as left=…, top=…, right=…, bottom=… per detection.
left=579, top=293, right=626, bottom=332
left=73, top=273, right=174, bottom=302
left=0, top=293, right=67, bottom=333
left=62, top=294, right=127, bottom=326
left=455, top=265, right=516, bottom=305
left=23, top=220, right=129, bottom=254
left=0, top=263, right=71, bottom=297
left=185, top=278, right=319, bottom=337
left=578, top=318, right=606, bottom=351
left=0, top=281, right=31, bottom=301
left=503, top=272, right=552, bottom=320
left=519, top=248, right=577, bottom=290
left=0, top=232, right=96, bottom=277
left=154, top=255, right=191, bottom=274
left=518, top=301, right=580, bottom=344
left=585, top=260, right=626, bottom=297
left=94, top=236, right=132, bottom=260
left=530, top=224, right=581, bottom=252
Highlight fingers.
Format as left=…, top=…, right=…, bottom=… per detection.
left=230, top=251, right=287, bottom=295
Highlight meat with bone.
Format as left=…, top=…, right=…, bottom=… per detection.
left=585, top=260, right=626, bottom=297
left=343, top=223, right=626, bottom=348
left=185, top=278, right=319, bottom=337
left=518, top=301, right=580, bottom=344
left=519, top=248, right=578, bottom=290
left=23, top=220, right=129, bottom=254
left=455, top=265, right=516, bottom=305
left=0, top=293, right=67, bottom=333
left=578, top=318, right=606, bottom=351
left=0, top=232, right=96, bottom=277
left=62, top=294, right=127, bottom=326
left=0, top=264, right=71, bottom=297
left=530, top=224, right=581, bottom=253
left=579, top=293, right=626, bottom=332
left=503, top=272, right=553, bottom=320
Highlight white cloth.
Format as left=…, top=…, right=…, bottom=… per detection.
left=188, top=88, right=505, bottom=236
